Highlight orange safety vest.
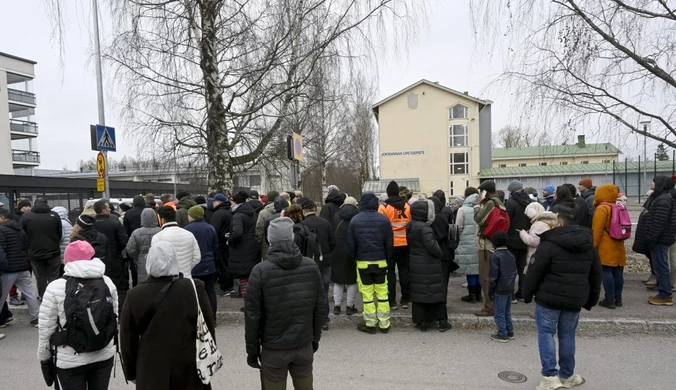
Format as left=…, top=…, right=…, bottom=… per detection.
left=378, top=203, right=411, bottom=247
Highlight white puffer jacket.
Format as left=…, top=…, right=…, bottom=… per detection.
left=150, top=222, right=201, bottom=278
left=37, top=259, right=118, bottom=369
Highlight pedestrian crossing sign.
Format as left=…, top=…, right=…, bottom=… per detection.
left=95, top=125, right=116, bottom=152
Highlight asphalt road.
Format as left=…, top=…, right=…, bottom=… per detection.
left=1, top=323, right=674, bottom=389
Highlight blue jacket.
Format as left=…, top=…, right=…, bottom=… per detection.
left=488, top=247, right=517, bottom=297
left=348, top=193, right=393, bottom=262
left=185, top=219, right=218, bottom=277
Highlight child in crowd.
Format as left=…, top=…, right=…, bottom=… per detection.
left=488, top=231, right=517, bottom=343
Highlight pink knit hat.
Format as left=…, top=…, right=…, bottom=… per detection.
left=64, top=241, right=96, bottom=263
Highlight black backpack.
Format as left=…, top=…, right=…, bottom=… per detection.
left=75, top=233, right=107, bottom=263
left=51, top=276, right=117, bottom=353
left=293, top=224, right=323, bottom=263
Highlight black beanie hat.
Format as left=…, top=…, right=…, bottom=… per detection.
left=133, top=195, right=145, bottom=207
left=17, top=200, right=32, bottom=210
left=233, top=191, right=249, bottom=204
left=386, top=181, right=399, bottom=197
left=77, top=214, right=96, bottom=229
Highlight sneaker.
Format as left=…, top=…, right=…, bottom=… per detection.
left=615, top=297, right=623, bottom=307
left=461, top=282, right=468, bottom=288
left=216, top=288, right=233, bottom=297
left=333, top=306, right=341, bottom=315
left=537, top=376, right=564, bottom=390
left=322, top=323, right=329, bottom=331
left=598, top=298, right=616, bottom=309
left=649, top=295, right=674, bottom=306
left=511, top=298, right=518, bottom=304
left=400, top=300, right=410, bottom=310
left=490, top=333, right=508, bottom=343
left=0, top=323, right=5, bottom=329
left=357, top=323, right=377, bottom=334
left=231, top=290, right=243, bottom=298
left=390, top=302, right=399, bottom=311
left=507, top=332, right=515, bottom=340
left=560, top=374, right=585, bottom=388
left=643, top=275, right=656, bottom=284
left=346, top=306, right=359, bottom=316
left=29, top=319, right=38, bottom=328
left=379, top=327, right=390, bottom=334
left=9, top=296, right=24, bottom=306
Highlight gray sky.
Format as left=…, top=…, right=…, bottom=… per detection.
left=0, top=0, right=640, bottom=170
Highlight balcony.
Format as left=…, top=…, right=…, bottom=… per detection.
left=7, top=88, right=36, bottom=109
left=12, top=149, right=40, bottom=165
left=9, top=119, right=38, bottom=138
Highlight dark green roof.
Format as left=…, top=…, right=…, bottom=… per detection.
left=492, top=143, right=621, bottom=159
left=480, top=161, right=675, bottom=178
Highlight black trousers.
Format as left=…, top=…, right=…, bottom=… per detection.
left=508, top=248, right=527, bottom=296
left=57, top=357, right=114, bottom=390
left=387, top=246, right=410, bottom=303
left=194, top=273, right=217, bottom=322
left=216, top=249, right=233, bottom=291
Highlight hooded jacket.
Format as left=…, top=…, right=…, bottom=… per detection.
left=151, top=222, right=201, bottom=278
left=119, top=241, right=213, bottom=390
left=319, top=190, right=345, bottom=223
left=256, top=202, right=275, bottom=244
left=21, top=202, right=62, bottom=261
left=52, top=207, right=73, bottom=261
left=474, top=195, right=505, bottom=251
left=331, top=204, right=360, bottom=284
left=455, top=194, right=479, bottom=275
left=37, top=258, right=118, bottom=369
left=0, top=219, right=29, bottom=273
left=519, top=212, right=557, bottom=267
left=378, top=195, right=411, bottom=247
left=228, top=202, right=260, bottom=277
left=639, top=176, right=676, bottom=247
left=126, top=209, right=161, bottom=283
left=541, top=196, right=555, bottom=212
left=506, top=191, right=532, bottom=250
left=580, top=187, right=596, bottom=224
left=262, top=197, right=291, bottom=246
left=185, top=219, right=219, bottom=277
left=123, top=204, right=149, bottom=237
left=433, top=190, right=455, bottom=224
left=71, top=227, right=110, bottom=263
left=301, top=213, right=336, bottom=269
left=348, top=193, right=393, bottom=261
left=522, top=225, right=602, bottom=312
left=592, top=184, right=627, bottom=267
left=175, top=196, right=197, bottom=228
left=429, top=196, right=456, bottom=265
left=488, top=247, right=517, bottom=297
left=210, top=201, right=232, bottom=255
left=245, top=241, right=323, bottom=354
left=407, top=200, right=445, bottom=304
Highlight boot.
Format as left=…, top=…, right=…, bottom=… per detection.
left=475, top=284, right=483, bottom=302
left=438, top=320, right=452, bottom=332
left=598, top=298, right=616, bottom=309
left=615, top=296, right=623, bottom=307
left=460, top=286, right=477, bottom=303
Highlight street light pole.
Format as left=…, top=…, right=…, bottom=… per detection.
left=640, top=120, right=651, bottom=187
left=92, top=0, right=110, bottom=199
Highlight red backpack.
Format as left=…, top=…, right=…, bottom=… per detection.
left=482, top=201, right=510, bottom=239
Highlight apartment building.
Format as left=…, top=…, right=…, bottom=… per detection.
left=492, top=136, right=620, bottom=168
left=0, top=52, right=39, bottom=174
left=371, top=79, right=493, bottom=196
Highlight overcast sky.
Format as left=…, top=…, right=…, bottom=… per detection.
left=0, top=0, right=644, bottom=170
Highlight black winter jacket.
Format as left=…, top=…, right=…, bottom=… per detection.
left=331, top=204, right=360, bottom=284
left=319, top=191, right=345, bottom=223
left=245, top=241, right=323, bottom=353
left=71, top=227, right=110, bottom=261
left=348, top=194, right=393, bottom=262
left=0, top=220, right=29, bottom=273
left=429, top=197, right=456, bottom=266
left=21, top=203, right=62, bottom=261
left=573, top=197, right=591, bottom=228
left=407, top=201, right=445, bottom=304
left=506, top=191, right=532, bottom=250
left=123, top=205, right=148, bottom=237
left=522, top=225, right=602, bottom=312
left=94, top=214, right=128, bottom=262
left=642, top=176, right=676, bottom=246
left=185, top=220, right=218, bottom=277
left=228, top=202, right=260, bottom=277
left=301, top=214, right=335, bottom=269
left=433, top=190, right=455, bottom=224
left=210, top=202, right=232, bottom=254
left=488, top=248, right=517, bottom=297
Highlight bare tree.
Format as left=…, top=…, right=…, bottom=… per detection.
left=495, top=126, right=549, bottom=148
left=470, top=1, right=676, bottom=150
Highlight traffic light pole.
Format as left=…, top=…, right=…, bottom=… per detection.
left=93, top=0, right=110, bottom=199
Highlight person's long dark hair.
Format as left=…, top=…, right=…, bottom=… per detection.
left=555, top=186, right=574, bottom=203
left=286, top=204, right=304, bottom=223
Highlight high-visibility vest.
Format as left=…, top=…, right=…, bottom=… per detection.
left=378, top=203, right=411, bottom=247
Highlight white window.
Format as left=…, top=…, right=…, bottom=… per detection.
left=560, top=161, right=568, bottom=165
left=450, top=181, right=454, bottom=196
left=449, top=104, right=468, bottom=119
left=449, top=125, right=468, bottom=147
left=498, top=164, right=507, bottom=168
left=581, top=160, right=589, bottom=164
left=602, top=159, right=611, bottom=163
left=450, top=153, right=469, bottom=175
left=519, top=163, right=527, bottom=167
left=539, top=162, right=547, bottom=166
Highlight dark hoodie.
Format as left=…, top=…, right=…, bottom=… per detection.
left=506, top=191, right=532, bottom=250
left=642, top=175, right=676, bottom=246
left=348, top=193, right=393, bottom=261
left=245, top=240, right=323, bottom=353
left=228, top=201, right=259, bottom=277
left=20, top=202, right=62, bottom=260
left=522, top=225, right=602, bottom=312
left=429, top=196, right=455, bottom=264
left=331, top=204, right=360, bottom=284
left=319, top=190, right=345, bottom=223
left=433, top=190, right=455, bottom=223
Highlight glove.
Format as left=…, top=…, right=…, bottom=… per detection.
left=247, top=353, right=261, bottom=369
left=312, top=341, right=319, bottom=353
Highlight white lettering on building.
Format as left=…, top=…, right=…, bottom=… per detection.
left=380, top=150, right=425, bottom=157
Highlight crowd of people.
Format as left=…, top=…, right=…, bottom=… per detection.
left=0, top=174, right=675, bottom=390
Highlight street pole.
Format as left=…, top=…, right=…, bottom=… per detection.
left=93, top=0, right=109, bottom=199
left=643, top=122, right=648, bottom=185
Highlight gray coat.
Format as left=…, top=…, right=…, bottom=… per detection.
left=125, top=208, right=160, bottom=283
left=52, top=207, right=73, bottom=262
left=455, top=194, right=479, bottom=275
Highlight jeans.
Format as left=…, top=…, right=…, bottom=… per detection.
left=602, top=266, right=624, bottom=301
left=31, top=256, right=61, bottom=299
left=493, top=294, right=513, bottom=337
left=1, top=272, right=40, bottom=320
left=194, top=273, right=217, bottom=322
left=321, top=267, right=331, bottom=326
left=535, top=304, right=580, bottom=378
left=466, top=274, right=480, bottom=286
left=56, top=357, right=114, bottom=390
left=651, top=243, right=673, bottom=298
left=387, top=246, right=410, bottom=304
